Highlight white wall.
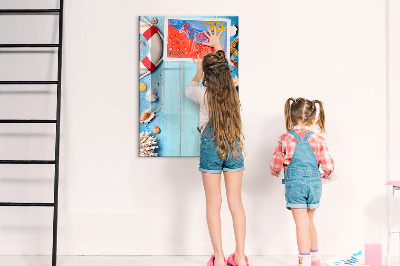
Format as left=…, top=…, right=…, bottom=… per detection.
left=0, top=0, right=391, bottom=257
left=388, top=0, right=400, bottom=258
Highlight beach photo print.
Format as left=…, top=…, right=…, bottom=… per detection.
left=139, top=16, right=239, bottom=157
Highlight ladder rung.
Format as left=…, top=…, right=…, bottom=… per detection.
left=391, top=229, right=400, bottom=233
left=0, top=44, right=59, bottom=48
left=0, top=202, right=54, bottom=207
left=0, top=81, right=58, bottom=84
left=0, top=9, right=60, bottom=14
left=0, top=160, right=55, bottom=164
left=0, top=119, right=56, bottom=123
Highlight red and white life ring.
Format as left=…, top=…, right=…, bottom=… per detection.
left=140, top=20, right=163, bottom=79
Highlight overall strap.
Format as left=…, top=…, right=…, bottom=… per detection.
left=303, top=130, right=314, bottom=140
left=288, top=130, right=301, bottom=141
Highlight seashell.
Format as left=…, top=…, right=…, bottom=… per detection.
left=139, top=82, right=147, bottom=92
left=146, top=89, right=157, bottom=102
left=151, top=17, right=158, bottom=24
left=230, top=25, right=238, bottom=36
left=233, top=75, right=239, bottom=87
left=153, top=126, right=161, bottom=134
left=139, top=109, right=156, bottom=124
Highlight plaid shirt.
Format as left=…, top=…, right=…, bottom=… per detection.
left=270, top=126, right=334, bottom=179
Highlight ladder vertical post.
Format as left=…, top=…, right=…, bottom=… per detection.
left=52, top=0, right=63, bottom=265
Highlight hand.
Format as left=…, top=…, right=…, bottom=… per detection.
left=192, top=54, right=203, bottom=83
left=202, top=28, right=223, bottom=51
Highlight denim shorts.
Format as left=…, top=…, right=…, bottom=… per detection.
left=285, top=178, right=322, bottom=209
left=199, top=127, right=245, bottom=174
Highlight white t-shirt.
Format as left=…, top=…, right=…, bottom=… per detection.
left=185, top=81, right=209, bottom=133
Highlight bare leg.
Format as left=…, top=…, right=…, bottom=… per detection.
left=291, top=208, right=311, bottom=254
left=224, top=171, right=247, bottom=266
left=307, top=209, right=318, bottom=251
left=202, top=172, right=225, bottom=266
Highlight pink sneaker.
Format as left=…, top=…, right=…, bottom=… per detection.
left=227, top=253, right=249, bottom=266
left=207, top=254, right=227, bottom=266
left=311, top=260, right=321, bottom=266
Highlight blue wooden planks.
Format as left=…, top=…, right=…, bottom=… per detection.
left=161, top=60, right=181, bottom=156
left=180, top=62, right=199, bottom=156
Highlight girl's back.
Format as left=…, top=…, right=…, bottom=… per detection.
left=270, top=126, right=334, bottom=179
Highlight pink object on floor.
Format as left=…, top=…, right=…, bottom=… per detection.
left=321, top=173, right=338, bottom=184
left=207, top=254, right=227, bottom=266
left=386, top=181, right=400, bottom=187
left=365, top=243, right=382, bottom=266
left=311, top=260, right=321, bottom=266
left=227, top=253, right=249, bottom=266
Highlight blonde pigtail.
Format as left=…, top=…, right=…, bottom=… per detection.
left=313, top=100, right=326, bottom=133
left=285, top=98, right=295, bottom=131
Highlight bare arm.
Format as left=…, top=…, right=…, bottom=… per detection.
left=191, top=28, right=223, bottom=83
left=192, top=54, right=202, bottom=83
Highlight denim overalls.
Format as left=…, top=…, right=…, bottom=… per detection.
left=198, top=124, right=245, bottom=174
left=283, top=130, right=322, bottom=210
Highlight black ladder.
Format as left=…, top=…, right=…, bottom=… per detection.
left=0, top=1, right=64, bottom=266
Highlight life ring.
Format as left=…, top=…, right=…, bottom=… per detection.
left=140, top=19, right=163, bottom=79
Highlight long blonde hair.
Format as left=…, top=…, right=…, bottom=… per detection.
left=202, top=50, right=244, bottom=158
left=284, top=97, right=326, bottom=133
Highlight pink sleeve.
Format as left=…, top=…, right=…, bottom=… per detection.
left=270, top=135, right=286, bottom=177
left=318, top=136, right=335, bottom=179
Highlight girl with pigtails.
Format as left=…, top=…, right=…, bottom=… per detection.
left=270, top=98, right=335, bottom=266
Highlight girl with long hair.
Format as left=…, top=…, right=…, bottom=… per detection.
left=185, top=29, right=248, bottom=266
